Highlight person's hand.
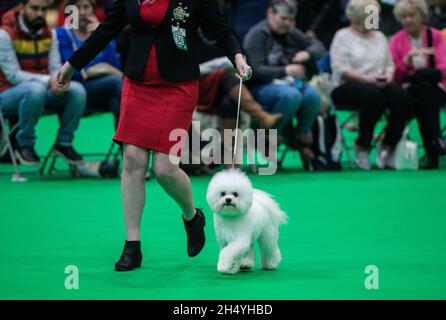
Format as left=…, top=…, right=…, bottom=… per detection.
left=49, top=76, right=67, bottom=95
left=421, top=47, right=435, bottom=56
left=306, top=30, right=317, bottom=39
left=293, top=51, right=311, bottom=63
left=285, top=64, right=306, bottom=79
left=57, top=61, right=75, bottom=90
left=362, top=74, right=378, bottom=86
left=235, top=53, right=252, bottom=81
left=86, top=15, right=100, bottom=33
left=374, top=73, right=393, bottom=88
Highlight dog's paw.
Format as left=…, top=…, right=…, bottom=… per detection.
left=240, top=258, right=254, bottom=271
left=260, top=255, right=281, bottom=270
left=217, top=260, right=240, bottom=275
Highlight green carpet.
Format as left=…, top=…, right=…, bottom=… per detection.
left=1, top=113, right=445, bottom=300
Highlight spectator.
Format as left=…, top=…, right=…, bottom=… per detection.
left=244, top=0, right=325, bottom=164
left=197, top=29, right=281, bottom=131
left=330, top=0, right=411, bottom=170
left=57, top=0, right=113, bottom=26
left=0, top=0, right=86, bottom=165
left=390, top=0, right=446, bottom=169
left=56, top=0, right=122, bottom=128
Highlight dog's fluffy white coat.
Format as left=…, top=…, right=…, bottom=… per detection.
left=206, top=169, right=288, bottom=274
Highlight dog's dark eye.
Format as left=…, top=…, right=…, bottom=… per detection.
left=221, top=192, right=226, bottom=196
left=233, top=192, right=238, bottom=197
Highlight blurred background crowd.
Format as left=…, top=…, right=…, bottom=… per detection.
left=1, top=0, right=446, bottom=176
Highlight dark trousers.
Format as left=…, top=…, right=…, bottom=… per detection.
left=406, top=82, right=446, bottom=162
left=332, top=81, right=412, bottom=149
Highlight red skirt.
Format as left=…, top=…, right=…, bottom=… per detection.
left=113, top=47, right=198, bottom=156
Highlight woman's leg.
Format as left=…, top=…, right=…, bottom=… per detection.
left=382, top=83, right=412, bottom=148
left=152, top=152, right=196, bottom=220
left=407, top=82, right=444, bottom=167
left=250, top=83, right=301, bottom=135
left=332, top=81, right=386, bottom=149
left=121, top=143, right=150, bottom=241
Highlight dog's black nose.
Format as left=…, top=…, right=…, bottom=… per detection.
left=225, top=198, right=232, bottom=204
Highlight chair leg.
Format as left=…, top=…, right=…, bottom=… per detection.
left=0, top=110, right=27, bottom=182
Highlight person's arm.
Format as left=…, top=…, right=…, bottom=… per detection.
left=199, top=0, right=244, bottom=68
left=243, top=27, right=287, bottom=82
left=0, top=29, right=50, bottom=86
left=294, top=29, right=326, bottom=61
left=48, top=29, right=62, bottom=77
left=68, top=0, right=127, bottom=72
left=389, top=33, right=414, bottom=84
left=433, top=29, right=446, bottom=82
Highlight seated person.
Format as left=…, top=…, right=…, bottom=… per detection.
left=391, top=0, right=446, bottom=169
left=56, top=0, right=122, bottom=128
left=189, top=28, right=282, bottom=170
left=0, top=0, right=86, bottom=166
left=243, top=0, right=325, bottom=162
left=330, top=0, right=411, bottom=170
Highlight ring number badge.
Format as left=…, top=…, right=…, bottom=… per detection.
left=171, top=2, right=189, bottom=51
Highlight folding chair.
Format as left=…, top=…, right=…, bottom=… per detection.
left=39, top=108, right=121, bottom=177
left=0, top=107, right=27, bottom=182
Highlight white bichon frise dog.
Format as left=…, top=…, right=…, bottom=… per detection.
left=206, top=169, right=288, bottom=275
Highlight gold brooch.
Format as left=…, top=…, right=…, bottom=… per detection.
left=171, top=2, right=189, bottom=26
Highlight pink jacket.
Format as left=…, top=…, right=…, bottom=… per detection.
left=390, top=25, right=446, bottom=90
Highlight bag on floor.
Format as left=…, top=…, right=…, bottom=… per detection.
left=393, top=129, right=419, bottom=170
left=309, top=113, right=343, bottom=171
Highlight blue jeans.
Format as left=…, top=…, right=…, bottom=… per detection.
left=0, top=81, right=86, bottom=147
left=1, top=82, right=46, bottom=147
left=84, top=75, right=122, bottom=128
left=251, top=83, right=321, bottom=135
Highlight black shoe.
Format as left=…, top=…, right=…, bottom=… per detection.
left=15, top=146, right=40, bottom=166
left=420, top=156, right=439, bottom=170
left=115, top=241, right=142, bottom=272
left=53, top=144, right=83, bottom=164
left=433, top=138, right=446, bottom=156
left=183, top=208, right=206, bottom=257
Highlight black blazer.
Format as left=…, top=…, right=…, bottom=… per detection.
left=68, top=0, right=243, bottom=82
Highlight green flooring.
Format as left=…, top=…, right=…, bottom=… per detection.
left=1, top=113, right=445, bottom=299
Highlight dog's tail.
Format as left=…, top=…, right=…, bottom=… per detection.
left=253, top=189, right=289, bottom=226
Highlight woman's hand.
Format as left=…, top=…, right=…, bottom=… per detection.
left=235, top=53, right=252, bottom=81
left=56, top=61, right=76, bottom=90
left=293, top=51, right=311, bottom=63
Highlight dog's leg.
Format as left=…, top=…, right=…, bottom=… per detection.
left=240, top=244, right=255, bottom=270
left=217, top=240, right=250, bottom=275
left=258, top=228, right=281, bottom=270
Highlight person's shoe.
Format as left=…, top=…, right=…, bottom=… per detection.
left=15, top=146, right=40, bottom=166
left=115, top=241, right=143, bottom=271
left=183, top=208, right=206, bottom=257
left=420, top=155, right=439, bottom=170
left=355, top=145, right=371, bottom=170
left=432, top=138, right=446, bottom=156
left=53, top=144, right=83, bottom=164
